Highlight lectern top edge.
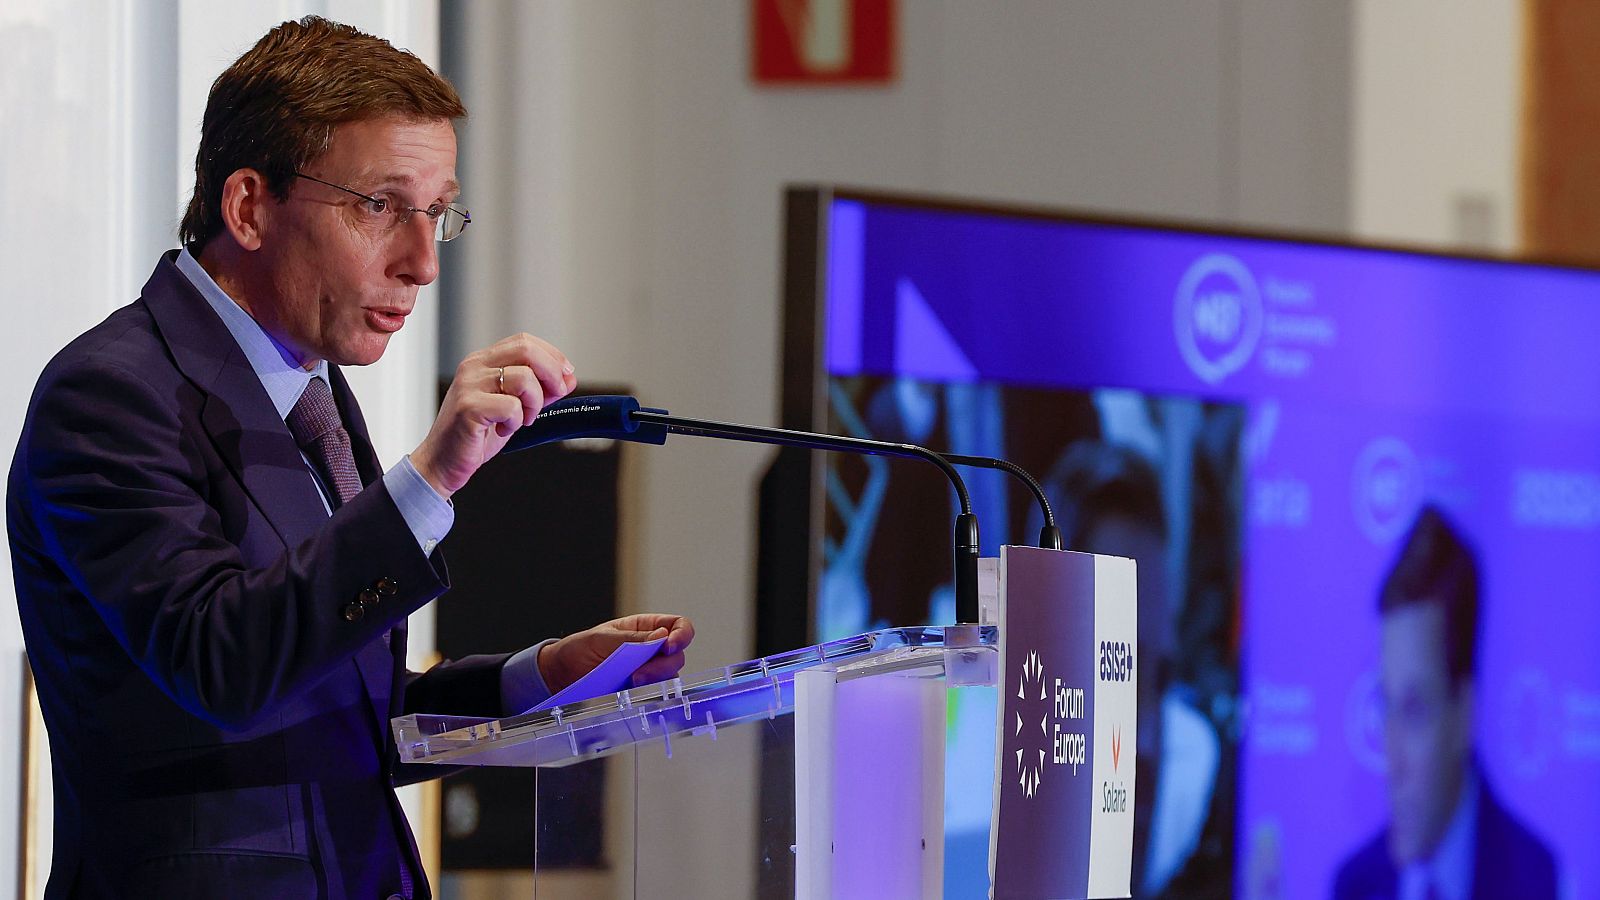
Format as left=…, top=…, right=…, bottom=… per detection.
left=392, top=624, right=998, bottom=769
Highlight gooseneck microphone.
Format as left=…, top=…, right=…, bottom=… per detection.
left=507, top=395, right=983, bottom=624
left=940, top=453, right=1063, bottom=551
left=630, top=408, right=982, bottom=626
left=501, top=395, right=668, bottom=452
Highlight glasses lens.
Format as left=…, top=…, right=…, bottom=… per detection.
left=438, top=206, right=470, bottom=242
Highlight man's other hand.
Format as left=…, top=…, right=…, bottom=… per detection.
left=537, top=614, right=696, bottom=695
left=411, top=333, right=576, bottom=499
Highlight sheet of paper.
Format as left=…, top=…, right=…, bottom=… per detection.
left=525, top=637, right=667, bottom=714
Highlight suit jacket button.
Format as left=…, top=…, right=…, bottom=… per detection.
left=342, top=601, right=366, bottom=622
left=376, top=577, right=398, bottom=597
left=359, top=587, right=380, bottom=606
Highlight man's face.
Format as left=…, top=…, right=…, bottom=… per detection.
left=1380, top=602, right=1472, bottom=863
left=252, top=115, right=458, bottom=368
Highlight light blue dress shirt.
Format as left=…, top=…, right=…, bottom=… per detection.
left=174, top=248, right=548, bottom=713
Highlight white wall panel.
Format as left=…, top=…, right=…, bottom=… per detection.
left=1352, top=0, right=1521, bottom=250
left=1, top=3, right=168, bottom=892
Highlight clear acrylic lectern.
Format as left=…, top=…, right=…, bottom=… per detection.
left=393, top=626, right=1000, bottom=899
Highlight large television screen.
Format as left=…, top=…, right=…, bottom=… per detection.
left=763, top=188, right=1600, bottom=898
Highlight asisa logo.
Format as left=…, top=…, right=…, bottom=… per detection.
left=1099, top=641, right=1134, bottom=683
left=1174, top=253, right=1264, bottom=384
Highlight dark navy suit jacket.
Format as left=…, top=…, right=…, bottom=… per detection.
left=8, top=253, right=509, bottom=899
left=1331, top=774, right=1558, bottom=900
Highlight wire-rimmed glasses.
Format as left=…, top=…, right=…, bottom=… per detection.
left=293, top=171, right=470, bottom=242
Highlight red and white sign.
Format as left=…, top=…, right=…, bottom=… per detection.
left=751, top=0, right=896, bottom=85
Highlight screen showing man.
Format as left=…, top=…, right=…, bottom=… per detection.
left=1333, top=507, right=1558, bottom=900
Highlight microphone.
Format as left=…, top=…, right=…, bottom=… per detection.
left=506, top=395, right=983, bottom=624
left=940, top=453, right=1063, bottom=551
left=628, top=408, right=982, bottom=625
left=502, top=395, right=669, bottom=453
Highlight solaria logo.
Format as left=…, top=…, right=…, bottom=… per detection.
left=1103, top=725, right=1130, bottom=814
left=1174, top=253, right=1264, bottom=384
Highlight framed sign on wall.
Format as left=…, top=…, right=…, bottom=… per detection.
left=752, top=0, right=896, bottom=85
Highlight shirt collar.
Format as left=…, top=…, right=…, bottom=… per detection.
left=175, top=247, right=330, bottom=419
left=1399, top=769, right=1479, bottom=900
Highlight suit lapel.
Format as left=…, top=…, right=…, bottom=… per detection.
left=331, top=366, right=406, bottom=730
left=144, top=253, right=404, bottom=736
left=142, top=253, right=330, bottom=547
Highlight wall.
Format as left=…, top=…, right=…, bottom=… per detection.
left=1351, top=0, right=1522, bottom=251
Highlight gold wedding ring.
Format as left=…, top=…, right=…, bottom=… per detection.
left=497, top=367, right=506, bottom=394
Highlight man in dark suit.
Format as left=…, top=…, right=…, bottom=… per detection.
left=8, top=17, right=692, bottom=899
left=1332, top=507, right=1557, bottom=900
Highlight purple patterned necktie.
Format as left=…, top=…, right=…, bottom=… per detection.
left=289, top=378, right=410, bottom=895
left=285, top=376, right=363, bottom=507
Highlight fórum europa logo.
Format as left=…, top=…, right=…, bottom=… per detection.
left=1014, top=650, right=1049, bottom=799
left=1174, top=253, right=1264, bottom=384
left=1012, top=648, right=1090, bottom=800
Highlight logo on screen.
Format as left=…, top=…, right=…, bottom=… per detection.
left=1505, top=669, right=1555, bottom=780
left=1513, top=468, right=1600, bottom=530
left=1174, top=253, right=1264, bottom=384
left=1352, top=437, right=1423, bottom=544
left=1346, top=669, right=1387, bottom=774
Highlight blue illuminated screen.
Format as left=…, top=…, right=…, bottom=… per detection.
left=813, top=195, right=1600, bottom=898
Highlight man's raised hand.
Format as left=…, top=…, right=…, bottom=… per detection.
left=410, top=333, right=576, bottom=499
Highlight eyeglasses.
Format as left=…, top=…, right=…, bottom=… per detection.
left=292, top=172, right=471, bottom=242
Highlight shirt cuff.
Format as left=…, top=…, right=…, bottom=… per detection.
left=383, top=455, right=455, bottom=556
left=501, top=639, right=558, bottom=716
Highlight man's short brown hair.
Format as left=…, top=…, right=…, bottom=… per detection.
left=1379, top=505, right=1480, bottom=688
left=179, top=16, right=466, bottom=249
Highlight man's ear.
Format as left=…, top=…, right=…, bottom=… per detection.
left=218, top=168, right=273, bottom=251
